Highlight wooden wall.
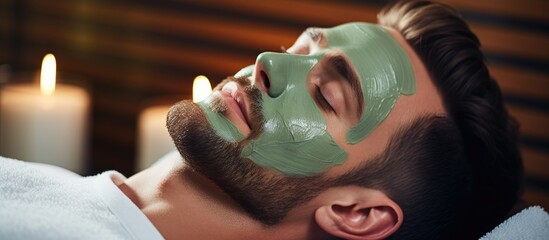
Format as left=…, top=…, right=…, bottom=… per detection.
left=1, top=0, right=548, bottom=209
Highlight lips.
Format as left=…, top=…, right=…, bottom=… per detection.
left=220, top=82, right=250, bottom=128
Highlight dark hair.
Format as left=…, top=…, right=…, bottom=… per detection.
left=334, top=115, right=472, bottom=239
left=375, top=0, right=523, bottom=238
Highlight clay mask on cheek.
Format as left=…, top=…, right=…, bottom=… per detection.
left=240, top=52, right=348, bottom=176
left=326, top=23, right=416, bottom=144
left=198, top=57, right=348, bottom=177
left=197, top=98, right=244, bottom=142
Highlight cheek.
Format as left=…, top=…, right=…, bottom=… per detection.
left=325, top=114, right=352, bottom=151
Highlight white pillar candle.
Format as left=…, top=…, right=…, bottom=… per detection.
left=0, top=54, right=90, bottom=174
left=136, top=105, right=175, bottom=171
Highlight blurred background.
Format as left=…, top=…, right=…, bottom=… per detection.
left=0, top=0, right=547, bottom=209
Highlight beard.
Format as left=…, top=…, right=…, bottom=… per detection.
left=166, top=76, right=330, bottom=225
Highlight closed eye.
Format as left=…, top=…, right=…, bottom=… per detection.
left=326, top=54, right=364, bottom=118
left=315, top=86, right=335, bottom=113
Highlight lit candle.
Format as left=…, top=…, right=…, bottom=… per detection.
left=136, top=75, right=212, bottom=171
left=0, top=54, right=90, bottom=173
left=192, top=75, right=212, bottom=102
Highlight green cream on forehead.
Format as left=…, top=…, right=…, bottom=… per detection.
left=326, top=23, right=416, bottom=144
left=200, top=22, right=415, bottom=176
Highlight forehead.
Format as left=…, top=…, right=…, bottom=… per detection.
left=322, top=22, right=417, bottom=144
left=325, top=22, right=387, bottom=48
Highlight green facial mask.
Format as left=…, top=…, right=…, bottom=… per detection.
left=240, top=52, right=349, bottom=176
left=199, top=23, right=415, bottom=176
left=197, top=98, right=244, bottom=142
left=326, top=23, right=416, bottom=143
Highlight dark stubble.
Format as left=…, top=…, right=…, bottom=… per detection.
left=166, top=76, right=328, bottom=225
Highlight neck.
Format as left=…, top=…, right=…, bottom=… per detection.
left=119, top=153, right=319, bottom=240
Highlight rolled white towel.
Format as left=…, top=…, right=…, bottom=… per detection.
left=480, top=206, right=549, bottom=240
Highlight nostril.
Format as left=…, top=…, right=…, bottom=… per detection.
left=260, top=70, right=270, bottom=90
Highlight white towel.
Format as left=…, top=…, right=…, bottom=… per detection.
left=480, top=206, right=549, bottom=240
left=0, top=157, right=163, bottom=239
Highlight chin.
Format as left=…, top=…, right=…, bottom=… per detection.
left=166, top=99, right=239, bottom=169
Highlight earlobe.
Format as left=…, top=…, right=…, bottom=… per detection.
left=315, top=191, right=403, bottom=240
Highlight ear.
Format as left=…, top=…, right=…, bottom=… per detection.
left=314, top=189, right=403, bottom=240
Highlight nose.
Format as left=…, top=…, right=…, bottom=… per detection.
left=254, top=52, right=322, bottom=98
left=254, top=52, right=288, bottom=98
left=254, top=52, right=320, bottom=98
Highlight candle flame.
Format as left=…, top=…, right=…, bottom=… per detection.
left=192, top=75, right=212, bottom=102
left=40, top=54, right=56, bottom=96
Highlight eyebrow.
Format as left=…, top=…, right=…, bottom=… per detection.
left=327, top=55, right=365, bottom=118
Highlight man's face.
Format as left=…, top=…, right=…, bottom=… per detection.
left=194, top=23, right=415, bottom=176
left=167, top=22, right=443, bottom=224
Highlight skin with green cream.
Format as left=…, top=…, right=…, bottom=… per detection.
left=240, top=52, right=349, bottom=176
left=197, top=98, right=244, bottom=142
left=326, top=23, right=416, bottom=144
left=199, top=23, right=416, bottom=176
